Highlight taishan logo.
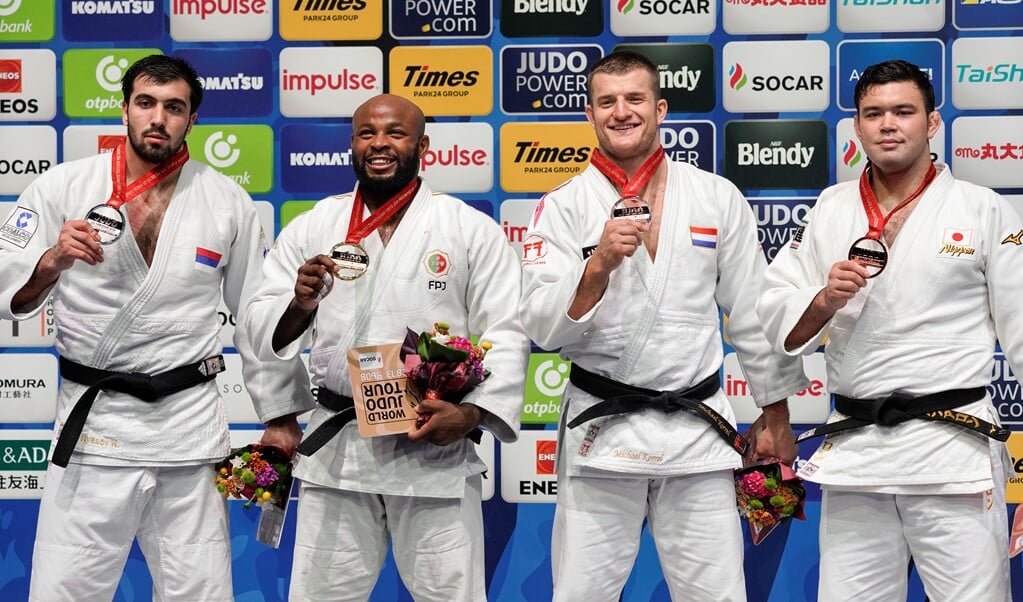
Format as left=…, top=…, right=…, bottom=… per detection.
left=172, top=0, right=268, bottom=20
left=0, top=59, right=21, bottom=94
left=390, top=46, right=492, bottom=116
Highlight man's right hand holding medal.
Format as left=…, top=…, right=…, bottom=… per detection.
left=783, top=259, right=869, bottom=351
left=568, top=218, right=648, bottom=320
left=292, top=254, right=338, bottom=311
left=12, top=220, right=104, bottom=313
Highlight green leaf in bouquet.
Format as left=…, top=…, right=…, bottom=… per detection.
left=419, top=332, right=470, bottom=363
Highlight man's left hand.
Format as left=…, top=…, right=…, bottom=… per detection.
left=259, top=413, right=304, bottom=457
left=747, top=401, right=797, bottom=465
left=407, top=399, right=483, bottom=446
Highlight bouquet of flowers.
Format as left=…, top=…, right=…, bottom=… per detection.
left=401, top=322, right=492, bottom=429
left=214, top=444, right=292, bottom=510
left=734, top=459, right=806, bottom=545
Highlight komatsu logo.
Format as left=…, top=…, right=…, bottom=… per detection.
left=201, top=73, right=264, bottom=91
left=289, top=151, right=351, bottom=166
left=70, top=1, right=155, bottom=13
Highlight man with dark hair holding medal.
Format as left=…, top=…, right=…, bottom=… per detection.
left=0, top=54, right=313, bottom=600
left=758, top=59, right=1016, bottom=601
left=518, top=50, right=808, bottom=600
left=244, top=93, right=529, bottom=600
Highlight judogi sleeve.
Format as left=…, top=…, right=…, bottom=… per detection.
left=985, top=191, right=1023, bottom=377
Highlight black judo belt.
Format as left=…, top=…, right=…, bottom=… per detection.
left=795, top=387, right=1009, bottom=443
left=54, top=355, right=226, bottom=468
left=567, top=365, right=750, bottom=456
left=296, top=387, right=483, bottom=457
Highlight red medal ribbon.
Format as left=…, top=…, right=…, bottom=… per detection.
left=858, top=161, right=937, bottom=240
left=106, top=140, right=190, bottom=209
left=345, top=178, right=421, bottom=245
left=590, top=147, right=665, bottom=199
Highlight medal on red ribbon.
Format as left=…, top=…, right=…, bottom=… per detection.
left=331, top=178, right=420, bottom=281
left=590, top=147, right=665, bottom=224
left=849, top=161, right=937, bottom=278
left=85, top=140, right=189, bottom=245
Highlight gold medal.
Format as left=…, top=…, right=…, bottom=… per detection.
left=330, top=242, right=370, bottom=281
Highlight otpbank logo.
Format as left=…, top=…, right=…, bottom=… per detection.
left=63, top=48, right=160, bottom=119
left=279, top=47, right=382, bottom=118
left=169, top=0, right=271, bottom=42
left=951, top=116, right=1023, bottom=188
left=836, top=39, right=944, bottom=111
left=501, top=0, right=603, bottom=38
left=500, top=122, right=597, bottom=194
left=63, top=0, right=161, bottom=41
left=660, top=120, right=716, bottom=173
left=722, top=0, right=828, bottom=35
left=281, top=0, right=381, bottom=41
left=835, top=117, right=944, bottom=183
left=724, top=120, right=829, bottom=191
left=189, top=125, right=273, bottom=194
left=0, top=50, right=56, bottom=122
left=722, top=41, right=829, bottom=114
left=0, top=0, right=55, bottom=42
left=837, top=0, right=944, bottom=33
left=500, top=45, right=603, bottom=115
left=954, top=0, right=1023, bottom=30
left=176, top=48, right=273, bottom=117
left=391, top=0, right=491, bottom=38
left=420, top=122, right=493, bottom=193
left=280, top=123, right=356, bottom=196
left=389, top=45, right=492, bottom=116
left=951, top=37, right=1023, bottom=110
left=521, top=353, right=571, bottom=424
left=615, top=43, right=715, bottom=113
left=611, top=0, right=715, bottom=36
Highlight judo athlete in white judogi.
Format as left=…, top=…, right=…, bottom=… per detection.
left=757, top=59, right=1016, bottom=601
left=518, top=51, right=807, bottom=601
left=245, top=94, right=529, bottom=601
left=0, top=55, right=313, bottom=602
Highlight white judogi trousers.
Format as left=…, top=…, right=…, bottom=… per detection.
left=30, top=462, right=232, bottom=602
left=552, top=469, right=746, bottom=602
left=289, top=475, right=486, bottom=601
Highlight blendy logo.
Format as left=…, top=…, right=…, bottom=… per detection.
left=836, top=0, right=944, bottom=33
left=951, top=116, right=1023, bottom=188
left=281, top=0, right=380, bottom=41
left=190, top=125, right=273, bottom=194
left=177, top=48, right=272, bottom=117
left=500, top=122, right=596, bottom=193
left=722, top=0, right=828, bottom=35
left=0, top=0, right=54, bottom=42
left=279, top=46, right=382, bottom=117
left=954, top=0, right=1023, bottom=30
left=749, top=198, right=813, bottom=262
left=500, top=431, right=559, bottom=502
left=992, top=351, right=1023, bottom=425
left=614, top=43, right=715, bottom=113
left=0, top=125, right=55, bottom=195
left=660, top=120, right=715, bottom=172
left=169, top=0, right=272, bottom=42
left=722, top=41, right=829, bottom=113
left=610, top=0, right=714, bottom=36
left=389, top=45, right=492, bottom=116
left=836, top=40, right=944, bottom=111
left=420, top=122, right=493, bottom=193
left=724, top=120, right=829, bottom=191
left=500, top=45, right=603, bottom=115
left=63, top=48, right=157, bottom=118
left=501, top=0, right=602, bottom=37
left=63, top=1, right=160, bottom=42
left=391, top=0, right=491, bottom=38
left=951, top=37, right=1023, bottom=110
left=280, top=123, right=356, bottom=195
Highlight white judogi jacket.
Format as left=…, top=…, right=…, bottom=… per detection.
left=0, top=152, right=313, bottom=465
left=519, top=160, right=807, bottom=478
left=246, top=181, right=529, bottom=499
left=758, top=165, right=1021, bottom=493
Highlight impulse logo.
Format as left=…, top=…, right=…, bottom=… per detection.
left=728, top=63, right=747, bottom=90
left=842, top=139, right=863, bottom=167
left=420, top=123, right=492, bottom=192
left=283, top=68, right=377, bottom=95
left=172, top=0, right=268, bottom=19
left=501, top=45, right=602, bottom=114
left=0, top=59, right=21, bottom=93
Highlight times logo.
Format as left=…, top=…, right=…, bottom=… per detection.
left=391, top=0, right=491, bottom=38
left=279, top=46, right=382, bottom=117
left=951, top=37, right=1023, bottom=110
left=722, top=0, right=828, bottom=34
left=951, top=116, right=1023, bottom=188
left=611, top=0, right=714, bottom=36
left=836, top=39, right=944, bottom=112
left=63, top=0, right=161, bottom=41
left=281, top=0, right=380, bottom=41
left=501, top=0, right=602, bottom=37
left=722, top=41, right=829, bottom=114
left=500, top=122, right=596, bottom=194
left=724, top=120, right=829, bottom=191
left=390, top=45, right=492, bottom=116
left=0, top=50, right=56, bottom=121
left=420, top=122, right=493, bottom=193
left=500, top=45, right=603, bottom=115
left=170, top=0, right=272, bottom=41
left=615, top=43, right=714, bottom=113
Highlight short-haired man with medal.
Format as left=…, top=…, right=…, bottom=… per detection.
left=518, top=50, right=808, bottom=600
left=757, top=59, right=1016, bottom=601
left=244, top=93, right=529, bottom=600
left=0, top=54, right=313, bottom=600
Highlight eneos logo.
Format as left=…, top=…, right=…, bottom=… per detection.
left=281, top=0, right=380, bottom=41
left=536, top=440, right=557, bottom=474
left=63, top=48, right=159, bottom=118
left=189, top=124, right=273, bottom=193
left=500, top=121, right=596, bottom=193
left=389, top=45, right=492, bottom=116
left=0, top=58, right=20, bottom=93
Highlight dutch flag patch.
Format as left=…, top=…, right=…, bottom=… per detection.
left=690, top=226, right=717, bottom=249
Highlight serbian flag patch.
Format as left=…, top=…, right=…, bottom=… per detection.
left=195, top=247, right=222, bottom=268
left=690, top=226, right=718, bottom=249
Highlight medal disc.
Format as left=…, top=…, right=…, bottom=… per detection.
left=848, top=236, right=888, bottom=278
left=610, top=196, right=652, bottom=224
left=330, top=242, right=370, bottom=281
left=85, top=204, right=125, bottom=245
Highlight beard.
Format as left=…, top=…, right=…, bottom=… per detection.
left=354, top=146, right=421, bottom=199
left=128, top=127, right=178, bottom=165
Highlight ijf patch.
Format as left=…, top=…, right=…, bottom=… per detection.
left=690, top=226, right=718, bottom=249
left=195, top=247, right=223, bottom=268
left=423, top=250, right=450, bottom=277
left=0, top=206, right=40, bottom=249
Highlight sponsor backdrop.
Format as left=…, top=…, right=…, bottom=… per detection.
left=1, top=0, right=1022, bottom=600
